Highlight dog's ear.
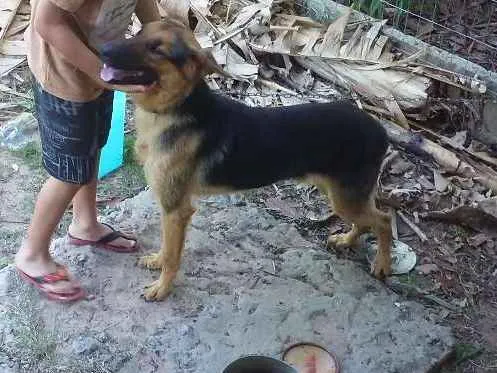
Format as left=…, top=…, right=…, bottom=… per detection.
left=168, top=32, right=232, bottom=81
left=179, top=45, right=232, bottom=81
left=196, top=50, right=233, bottom=79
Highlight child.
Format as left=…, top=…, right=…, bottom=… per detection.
left=14, top=0, right=160, bottom=301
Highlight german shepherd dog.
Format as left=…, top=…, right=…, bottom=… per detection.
left=100, top=19, right=392, bottom=301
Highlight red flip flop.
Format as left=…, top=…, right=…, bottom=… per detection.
left=16, top=263, right=87, bottom=302
left=67, top=223, right=139, bottom=253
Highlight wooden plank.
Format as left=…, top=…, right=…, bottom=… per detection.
left=0, top=40, right=26, bottom=55
left=0, top=55, right=24, bottom=76
left=0, top=0, right=20, bottom=11
left=0, top=0, right=23, bottom=40
left=6, top=20, right=29, bottom=38
left=0, top=14, right=9, bottom=28
left=16, top=14, right=30, bottom=21
left=0, top=83, right=31, bottom=99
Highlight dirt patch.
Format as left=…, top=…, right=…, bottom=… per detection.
left=1, top=189, right=455, bottom=373
left=0, top=137, right=147, bottom=266
left=242, top=156, right=497, bottom=372
left=1, top=144, right=494, bottom=372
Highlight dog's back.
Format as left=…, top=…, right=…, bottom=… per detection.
left=171, top=82, right=388, bottom=195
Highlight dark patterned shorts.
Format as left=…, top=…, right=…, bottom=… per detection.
left=32, top=79, right=114, bottom=185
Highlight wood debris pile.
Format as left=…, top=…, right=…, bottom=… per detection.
left=0, top=0, right=29, bottom=77
left=1, top=0, right=489, bottom=130
left=152, top=0, right=487, bottom=131
left=147, top=0, right=497, bottom=204
left=2, top=0, right=497, bottom=201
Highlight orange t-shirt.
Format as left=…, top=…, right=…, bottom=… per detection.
left=26, top=0, right=137, bottom=102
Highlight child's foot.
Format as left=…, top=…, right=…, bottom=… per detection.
left=15, top=247, right=85, bottom=302
left=68, top=222, right=138, bottom=252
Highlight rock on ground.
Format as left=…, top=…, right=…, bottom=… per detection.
left=0, top=190, right=453, bottom=373
left=0, top=113, right=39, bottom=151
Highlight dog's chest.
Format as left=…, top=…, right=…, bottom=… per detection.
left=135, top=108, right=175, bottom=150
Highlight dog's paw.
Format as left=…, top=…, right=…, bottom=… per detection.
left=138, top=253, right=162, bottom=270
left=371, top=254, right=392, bottom=279
left=143, top=280, right=172, bottom=301
left=327, top=233, right=356, bottom=250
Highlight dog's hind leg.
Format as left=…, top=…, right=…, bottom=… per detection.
left=141, top=197, right=195, bottom=301
left=324, top=178, right=392, bottom=279
left=327, top=223, right=367, bottom=249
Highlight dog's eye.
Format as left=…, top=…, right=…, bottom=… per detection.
left=168, top=37, right=190, bottom=67
left=147, top=40, right=161, bottom=51
left=147, top=40, right=167, bottom=57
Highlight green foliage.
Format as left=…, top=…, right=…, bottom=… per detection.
left=12, top=142, right=42, bottom=169
left=454, top=343, right=484, bottom=365
left=350, top=0, right=412, bottom=21
left=124, top=135, right=139, bottom=166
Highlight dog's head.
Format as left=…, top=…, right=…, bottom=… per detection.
left=100, top=19, right=224, bottom=108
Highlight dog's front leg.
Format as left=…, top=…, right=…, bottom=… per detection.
left=134, top=138, right=149, bottom=165
left=142, top=200, right=195, bottom=301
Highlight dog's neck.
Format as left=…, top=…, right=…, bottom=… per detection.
left=132, top=78, right=212, bottom=115
left=132, top=80, right=214, bottom=140
left=175, top=80, right=213, bottom=116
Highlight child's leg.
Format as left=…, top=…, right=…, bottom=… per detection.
left=68, top=158, right=135, bottom=250
left=14, top=82, right=133, bottom=300
left=67, top=90, right=136, bottom=250
left=15, top=177, right=82, bottom=294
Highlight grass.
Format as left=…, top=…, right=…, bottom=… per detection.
left=347, top=0, right=443, bottom=30
left=398, top=271, right=418, bottom=286
left=0, top=256, right=10, bottom=270
left=453, top=225, right=468, bottom=239
left=12, top=142, right=42, bottom=170
left=0, top=230, right=24, bottom=255
left=440, top=343, right=485, bottom=372
left=124, top=135, right=138, bottom=166
left=122, top=134, right=146, bottom=186
left=96, top=134, right=147, bottom=199
left=18, top=89, right=35, bottom=113
left=11, top=132, right=146, bottom=196
left=350, top=0, right=412, bottom=23
left=0, top=276, right=116, bottom=373
left=454, top=343, right=484, bottom=365
left=1, top=282, right=58, bottom=371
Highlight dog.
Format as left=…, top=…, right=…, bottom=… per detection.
left=100, top=19, right=392, bottom=301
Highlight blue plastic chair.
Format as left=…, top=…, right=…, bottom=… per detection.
left=98, top=91, right=126, bottom=179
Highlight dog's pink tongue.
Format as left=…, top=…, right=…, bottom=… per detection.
left=100, top=64, right=120, bottom=82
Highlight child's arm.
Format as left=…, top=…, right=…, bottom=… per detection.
left=34, top=0, right=147, bottom=92
left=135, top=0, right=161, bottom=24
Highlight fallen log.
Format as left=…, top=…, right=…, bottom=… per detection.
left=420, top=197, right=497, bottom=235
left=378, top=117, right=497, bottom=194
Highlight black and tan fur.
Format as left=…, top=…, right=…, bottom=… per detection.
left=100, top=19, right=393, bottom=301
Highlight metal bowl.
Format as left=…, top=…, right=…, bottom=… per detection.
left=223, top=355, right=298, bottom=373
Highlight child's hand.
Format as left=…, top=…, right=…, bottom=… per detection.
left=34, top=1, right=157, bottom=96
